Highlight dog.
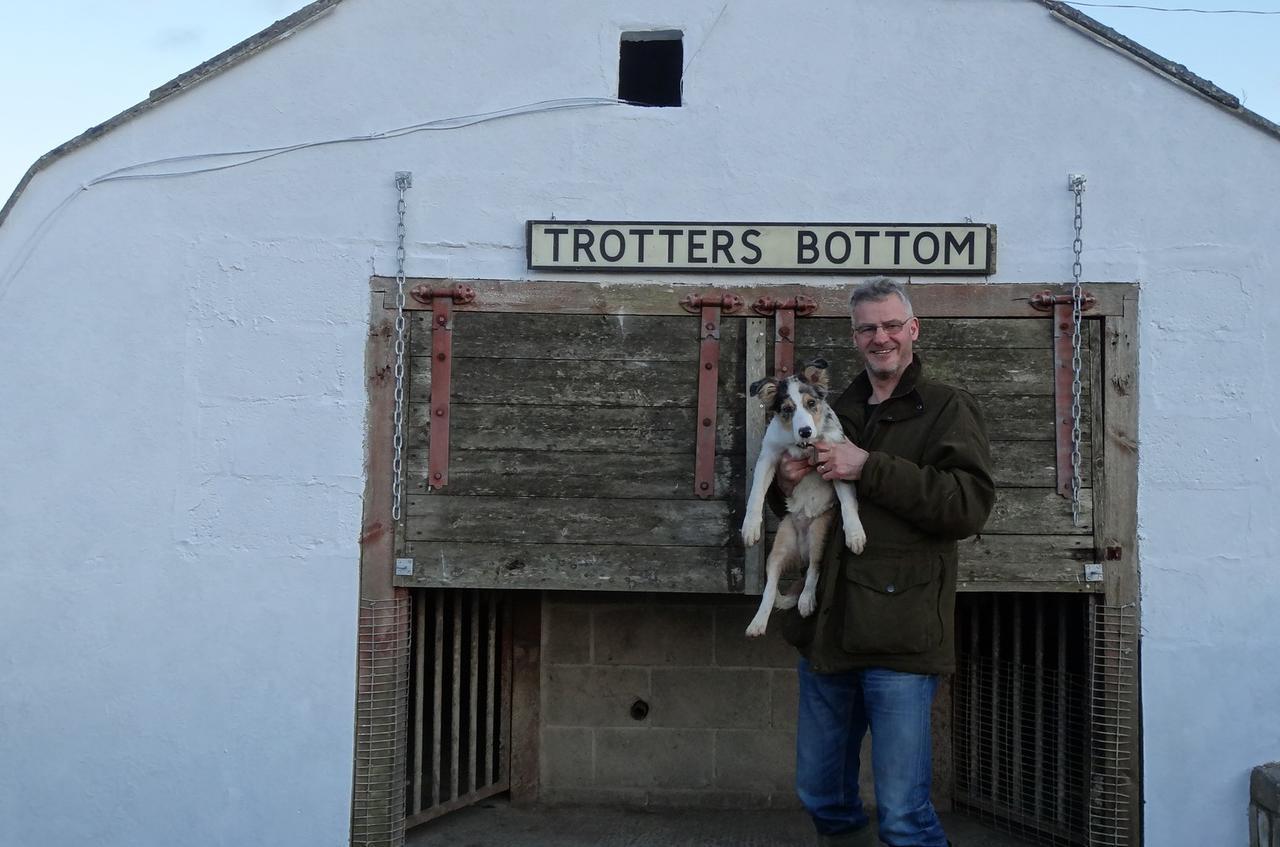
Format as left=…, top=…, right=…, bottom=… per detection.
left=741, top=358, right=866, bottom=637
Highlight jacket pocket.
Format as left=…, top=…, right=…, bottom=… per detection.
left=840, top=556, right=943, bottom=655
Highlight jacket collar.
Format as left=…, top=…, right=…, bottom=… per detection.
left=835, top=354, right=926, bottom=415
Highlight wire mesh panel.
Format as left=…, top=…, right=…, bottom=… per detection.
left=406, top=588, right=513, bottom=828
left=352, top=593, right=412, bottom=847
left=1086, top=603, right=1137, bottom=847
left=954, top=593, right=1091, bottom=846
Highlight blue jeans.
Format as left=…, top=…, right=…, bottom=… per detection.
left=796, top=658, right=947, bottom=847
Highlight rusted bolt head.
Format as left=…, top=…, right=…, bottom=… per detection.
left=704, top=362, right=713, bottom=370
left=702, top=417, right=712, bottom=426
left=706, top=322, right=715, bottom=330
left=433, top=472, right=442, bottom=480
left=435, top=408, right=445, bottom=417
left=437, top=315, right=447, bottom=325
left=437, top=352, right=446, bottom=361
left=699, top=481, right=710, bottom=490
left=779, top=326, right=791, bottom=338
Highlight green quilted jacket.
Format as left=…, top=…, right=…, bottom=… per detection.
left=775, top=355, right=996, bottom=675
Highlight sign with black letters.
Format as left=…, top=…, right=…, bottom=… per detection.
left=527, top=221, right=995, bottom=274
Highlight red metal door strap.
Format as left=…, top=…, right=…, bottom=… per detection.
left=681, top=293, right=744, bottom=499
left=1030, top=290, right=1096, bottom=497
left=751, top=295, right=817, bottom=378
left=410, top=284, right=477, bottom=490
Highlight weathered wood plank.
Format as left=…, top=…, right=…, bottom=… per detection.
left=792, top=345, right=1074, bottom=397
left=409, top=404, right=745, bottom=455
left=378, top=278, right=1133, bottom=317
left=984, top=488, right=1093, bottom=535
left=957, top=534, right=1097, bottom=590
left=509, top=595, right=540, bottom=805
left=408, top=374, right=1083, bottom=482
left=409, top=355, right=745, bottom=408
left=404, top=449, right=739, bottom=499
left=1100, top=299, right=1142, bottom=847
left=404, top=496, right=735, bottom=546
left=991, top=440, right=1093, bottom=488
left=799, top=317, right=1055, bottom=350
left=397, top=542, right=736, bottom=592
left=360, top=294, right=396, bottom=601
left=399, top=522, right=1095, bottom=592
left=545, top=436, right=1097, bottom=492
left=411, top=312, right=714, bottom=361
left=974, top=394, right=1092, bottom=442
left=744, top=317, right=768, bottom=593
left=1100, top=308, right=1138, bottom=607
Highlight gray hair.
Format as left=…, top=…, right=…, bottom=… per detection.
left=849, top=277, right=913, bottom=316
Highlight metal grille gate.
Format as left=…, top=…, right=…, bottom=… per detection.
left=953, top=594, right=1138, bottom=847
left=405, top=588, right=513, bottom=828
left=1086, top=603, right=1137, bottom=846
left=352, top=595, right=412, bottom=847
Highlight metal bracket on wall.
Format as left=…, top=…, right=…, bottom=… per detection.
left=751, top=295, right=817, bottom=378
left=681, top=292, right=744, bottom=499
left=1031, top=290, right=1097, bottom=497
left=410, top=283, right=477, bottom=490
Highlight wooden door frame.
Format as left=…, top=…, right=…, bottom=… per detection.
left=360, top=276, right=1141, bottom=840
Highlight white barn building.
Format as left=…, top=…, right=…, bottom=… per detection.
left=2, top=2, right=1278, bottom=846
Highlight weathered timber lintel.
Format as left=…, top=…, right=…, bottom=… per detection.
left=377, top=278, right=1133, bottom=318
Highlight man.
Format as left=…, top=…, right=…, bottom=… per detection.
left=773, top=277, right=995, bottom=847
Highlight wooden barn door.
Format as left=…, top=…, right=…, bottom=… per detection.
left=400, top=306, right=747, bottom=592
left=367, top=278, right=1139, bottom=843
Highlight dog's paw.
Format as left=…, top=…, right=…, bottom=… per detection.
left=741, top=520, right=762, bottom=547
left=744, top=617, right=768, bottom=638
left=774, top=592, right=798, bottom=610
left=844, top=524, right=867, bottom=554
left=798, top=589, right=817, bottom=617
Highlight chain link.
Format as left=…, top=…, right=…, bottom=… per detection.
left=391, top=173, right=412, bottom=523
left=1069, top=175, right=1086, bottom=527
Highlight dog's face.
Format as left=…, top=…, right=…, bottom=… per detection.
left=750, top=358, right=831, bottom=448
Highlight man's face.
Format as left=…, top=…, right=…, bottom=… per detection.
left=851, top=295, right=919, bottom=381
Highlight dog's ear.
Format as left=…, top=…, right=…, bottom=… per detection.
left=749, top=377, right=778, bottom=407
left=802, top=357, right=830, bottom=389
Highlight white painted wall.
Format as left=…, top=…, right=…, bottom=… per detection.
left=2, top=1, right=1277, bottom=844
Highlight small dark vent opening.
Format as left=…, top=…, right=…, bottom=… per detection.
left=619, top=31, right=682, bottom=107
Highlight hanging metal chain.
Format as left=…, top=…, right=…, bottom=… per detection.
left=391, top=171, right=413, bottom=522
left=1068, top=174, right=1086, bottom=527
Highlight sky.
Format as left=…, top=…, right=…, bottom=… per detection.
left=1, top=0, right=1278, bottom=205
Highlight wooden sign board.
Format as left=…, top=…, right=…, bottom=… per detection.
left=527, top=221, right=996, bottom=275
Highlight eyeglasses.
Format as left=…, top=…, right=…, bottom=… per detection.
left=853, top=318, right=914, bottom=339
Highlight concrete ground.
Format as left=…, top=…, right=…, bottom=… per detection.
left=408, top=800, right=1039, bottom=847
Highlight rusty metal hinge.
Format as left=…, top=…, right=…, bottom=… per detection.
left=409, top=284, right=477, bottom=490
left=752, top=295, right=816, bottom=378
left=1029, top=290, right=1097, bottom=313
left=681, top=293, right=744, bottom=499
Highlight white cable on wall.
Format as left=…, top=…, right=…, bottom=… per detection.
left=0, top=96, right=624, bottom=301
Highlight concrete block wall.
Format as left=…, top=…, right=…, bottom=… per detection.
left=1252, top=763, right=1280, bottom=847
left=539, top=593, right=808, bottom=808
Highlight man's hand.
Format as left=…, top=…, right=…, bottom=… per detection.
left=813, top=440, right=870, bottom=481
left=776, top=454, right=812, bottom=496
